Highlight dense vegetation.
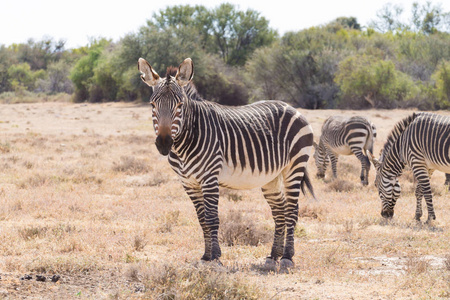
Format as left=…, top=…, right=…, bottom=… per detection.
left=1, top=2, right=450, bottom=109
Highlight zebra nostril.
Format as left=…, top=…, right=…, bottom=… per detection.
left=155, top=135, right=173, bottom=156
left=381, top=209, right=394, bottom=218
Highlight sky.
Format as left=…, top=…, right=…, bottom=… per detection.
left=1, top=0, right=449, bottom=49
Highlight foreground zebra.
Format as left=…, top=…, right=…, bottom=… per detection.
left=138, top=57, right=315, bottom=269
left=368, top=112, right=450, bottom=222
left=313, top=116, right=376, bottom=185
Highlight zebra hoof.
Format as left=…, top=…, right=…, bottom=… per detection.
left=279, top=258, right=295, bottom=273
left=200, top=258, right=223, bottom=268
left=262, top=257, right=278, bottom=272
left=425, top=218, right=436, bottom=226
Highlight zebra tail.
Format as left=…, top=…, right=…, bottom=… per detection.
left=301, top=170, right=317, bottom=201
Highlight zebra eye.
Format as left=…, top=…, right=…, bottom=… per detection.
left=150, top=101, right=156, bottom=108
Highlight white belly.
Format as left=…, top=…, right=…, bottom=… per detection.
left=218, top=161, right=281, bottom=190
left=424, top=158, right=450, bottom=173
left=332, top=145, right=352, bottom=156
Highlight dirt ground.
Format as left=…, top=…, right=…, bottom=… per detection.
left=0, top=102, right=449, bottom=299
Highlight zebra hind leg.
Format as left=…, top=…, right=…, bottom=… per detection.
left=279, top=166, right=306, bottom=272
left=414, top=184, right=423, bottom=221
left=412, top=164, right=436, bottom=223
left=261, top=176, right=286, bottom=271
left=353, top=148, right=369, bottom=186
left=327, top=151, right=338, bottom=179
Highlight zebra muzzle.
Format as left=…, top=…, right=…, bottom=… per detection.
left=155, top=135, right=173, bottom=156
left=381, top=208, right=394, bottom=219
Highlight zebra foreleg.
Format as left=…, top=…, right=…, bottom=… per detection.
left=185, top=186, right=212, bottom=261
left=352, top=148, right=370, bottom=186
left=262, top=176, right=286, bottom=269
left=201, top=178, right=222, bottom=262
left=412, top=164, right=436, bottom=223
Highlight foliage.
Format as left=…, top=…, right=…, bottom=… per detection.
left=1, top=2, right=450, bottom=109
left=432, top=60, right=450, bottom=108
left=7, top=63, right=45, bottom=93
left=69, top=38, right=111, bottom=102
left=335, top=55, right=419, bottom=108
left=37, top=60, right=73, bottom=94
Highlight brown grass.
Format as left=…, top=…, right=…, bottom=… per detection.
left=0, top=103, right=449, bottom=299
left=326, top=178, right=357, bottom=192
left=219, top=209, right=272, bottom=246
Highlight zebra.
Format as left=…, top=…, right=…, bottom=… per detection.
left=313, top=116, right=376, bottom=185
left=445, top=173, right=450, bottom=186
left=138, top=57, right=315, bottom=270
left=368, top=112, right=450, bottom=223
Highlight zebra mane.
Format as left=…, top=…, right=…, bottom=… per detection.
left=165, top=66, right=204, bottom=102
left=381, top=113, right=417, bottom=161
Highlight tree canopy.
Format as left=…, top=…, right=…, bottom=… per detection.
left=1, top=2, right=450, bottom=109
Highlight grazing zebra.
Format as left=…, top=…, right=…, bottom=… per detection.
left=138, top=57, right=315, bottom=270
left=368, top=112, right=450, bottom=223
left=313, top=116, right=376, bottom=185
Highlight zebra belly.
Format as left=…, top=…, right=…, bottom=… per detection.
left=218, top=163, right=281, bottom=190
left=331, top=145, right=352, bottom=156
left=424, top=158, right=450, bottom=173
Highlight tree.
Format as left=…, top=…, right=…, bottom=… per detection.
left=432, top=60, right=450, bottom=108
left=411, top=1, right=445, bottom=34
left=208, top=4, right=277, bottom=66
left=7, top=63, right=45, bottom=92
left=70, top=39, right=111, bottom=102
left=37, top=60, right=73, bottom=94
left=0, top=45, right=16, bottom=92
left=369, top=3, right=405, bottom=33
left=145, top=4, right=277, bottom=66
left=333, top=17, right=361, bottom=30
left=335, top=55, right=419, bottom=108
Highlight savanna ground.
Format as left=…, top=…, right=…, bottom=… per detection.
left=0, top=102, right=449, bottom=299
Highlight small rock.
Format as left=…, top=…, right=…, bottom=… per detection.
left=20, top=275, right=33, bottom=280
left=51, top=275, right=61, bottom=283
left=36, top=275, right=46, bottom=282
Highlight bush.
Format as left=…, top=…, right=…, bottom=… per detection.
left=335, top=55, right=419, bottom=108
left=431, top=60, right=450, bottom=109
left=144, top=262, right=264, bottom=299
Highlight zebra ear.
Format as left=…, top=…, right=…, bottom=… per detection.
left=138, top=58, right=160, bottom=87
left=176, top=58, right=194, bottom=87
left=366, top=150, right=380, bottom=170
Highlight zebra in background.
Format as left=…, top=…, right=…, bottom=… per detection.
left=313, top=116, right=376, bottom=185
left=138, top=57, right=315, bottom=271
left=445, top=174, right=450, bottom=186
left=368, top=112, right=450, bottom=223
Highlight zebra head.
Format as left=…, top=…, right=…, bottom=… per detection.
left=367, top=150, right=401, bottom=219
left=313, top=141, right=328, bottom=178
left=138, top=58, right=194, bottom=156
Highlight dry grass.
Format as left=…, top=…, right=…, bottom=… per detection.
left=219, top=209, right=272, bottom=246
left=0, top=103, right=449, bottom=299
left=326, top=178, right=357, bottom=192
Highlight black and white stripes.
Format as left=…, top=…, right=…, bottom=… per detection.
left=314, top=116, right=376, bottom=185
left=138, top=57, right=315, bottom=269
left=369, top=112, right=450, bottom=222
